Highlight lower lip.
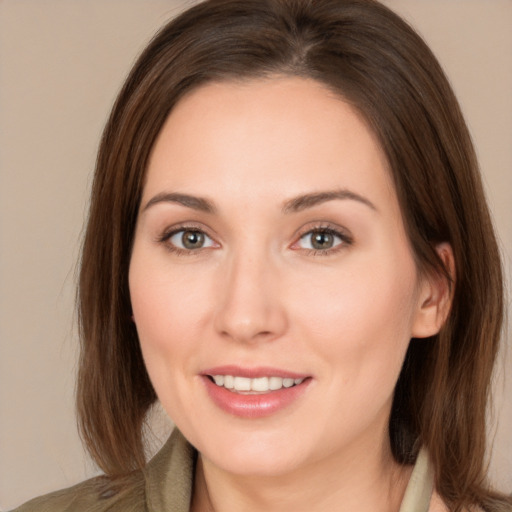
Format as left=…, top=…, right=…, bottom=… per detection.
left=202, top=376, right=311, bottom=418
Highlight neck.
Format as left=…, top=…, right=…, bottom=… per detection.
left=190, top=435, right=412, bottom=512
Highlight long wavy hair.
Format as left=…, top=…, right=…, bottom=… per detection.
left=77, top=1, right=510, bottom=510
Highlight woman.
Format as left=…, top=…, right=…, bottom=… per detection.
left=14, top=0, right=511, bottom=511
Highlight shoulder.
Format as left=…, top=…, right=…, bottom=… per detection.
left=10, top=473, right=146, bottom=512
left=11, top=429, right=193, bottom=512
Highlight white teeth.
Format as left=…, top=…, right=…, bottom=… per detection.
left=223, top=375, right=234, bottom=389
left=251, top=377, right=269, bottom=391
left=233, top=376, right=251, bottom=391
left=283, top=378, right=294, bottom=388
left=269, top=376, right=283, bottom=390
left=210, top=375, right=305, bottom=392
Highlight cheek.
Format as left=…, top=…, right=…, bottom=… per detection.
left=300, top=256, right=415, bottom=320
left=128, top=252, right=214, bottom=389
left=290, top=251, right=419, bottom=378
left=128, top=259, right=219, bottom=432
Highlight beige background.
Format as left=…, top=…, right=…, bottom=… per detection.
left=0, top=1, right=510, bottom=509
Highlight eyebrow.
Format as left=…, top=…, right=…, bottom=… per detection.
left=282, top=189, right=377, bottom=214
left=142, top=188, right=377, bottom=215
left=142, top=192, right=216, bottom=214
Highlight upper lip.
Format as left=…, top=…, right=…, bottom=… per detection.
left=201, top=365, right=310, bottom=379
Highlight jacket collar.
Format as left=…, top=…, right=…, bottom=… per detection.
left=144, top=428, right=196, bottom=512
left=143, top=429, right=433, bottom=512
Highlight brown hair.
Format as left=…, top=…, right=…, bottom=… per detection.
left=77, top=0, right=510, bottom=510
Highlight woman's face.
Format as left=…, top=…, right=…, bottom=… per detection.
left=129, top=77, right=433, bottom=476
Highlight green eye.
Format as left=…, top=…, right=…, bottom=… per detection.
left=298, top=229, right=345, bottom=251
left=169, top=230, right=214, bottom=250
left=311, top=231, right=336, bottom=250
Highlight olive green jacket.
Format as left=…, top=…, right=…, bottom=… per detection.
left=12, top=429, right=433, bottom=511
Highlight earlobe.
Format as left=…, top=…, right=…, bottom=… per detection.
left=411, top=243, right=455, bottom=338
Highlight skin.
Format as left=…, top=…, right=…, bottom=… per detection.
left=129, top=77, right=451, bottom=512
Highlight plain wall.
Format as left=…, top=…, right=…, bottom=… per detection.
left=0, top=1, right=510, bottom=509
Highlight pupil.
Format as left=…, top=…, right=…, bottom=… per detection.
left=182, top=231, right=204, bottom=249
left=312, top=231, right=333, bottom=250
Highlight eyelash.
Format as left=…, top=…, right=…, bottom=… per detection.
left=294, top=224, right=353, bottom=257
left=157, top=223, right=216, bottom=256
left=157, top=222, right=353, bottom=257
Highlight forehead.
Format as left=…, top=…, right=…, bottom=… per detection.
left=144, top=77, right=396, bottom=211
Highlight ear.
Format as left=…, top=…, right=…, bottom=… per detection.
left=411, top=243, right=455, bottom=338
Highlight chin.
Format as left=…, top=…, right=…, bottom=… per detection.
left=188, top=420, right=311, bottom=477
left=208, top=445, right=306, bottom=477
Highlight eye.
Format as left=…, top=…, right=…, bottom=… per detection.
left=167, top=229, right=216, bottom=251
left=295, top=228, right=349, bottom=252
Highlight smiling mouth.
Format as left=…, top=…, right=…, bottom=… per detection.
left=207, top=375, right=306, bottom=393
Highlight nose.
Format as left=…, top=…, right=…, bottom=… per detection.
left=213, top=250, right=288, bottom=344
